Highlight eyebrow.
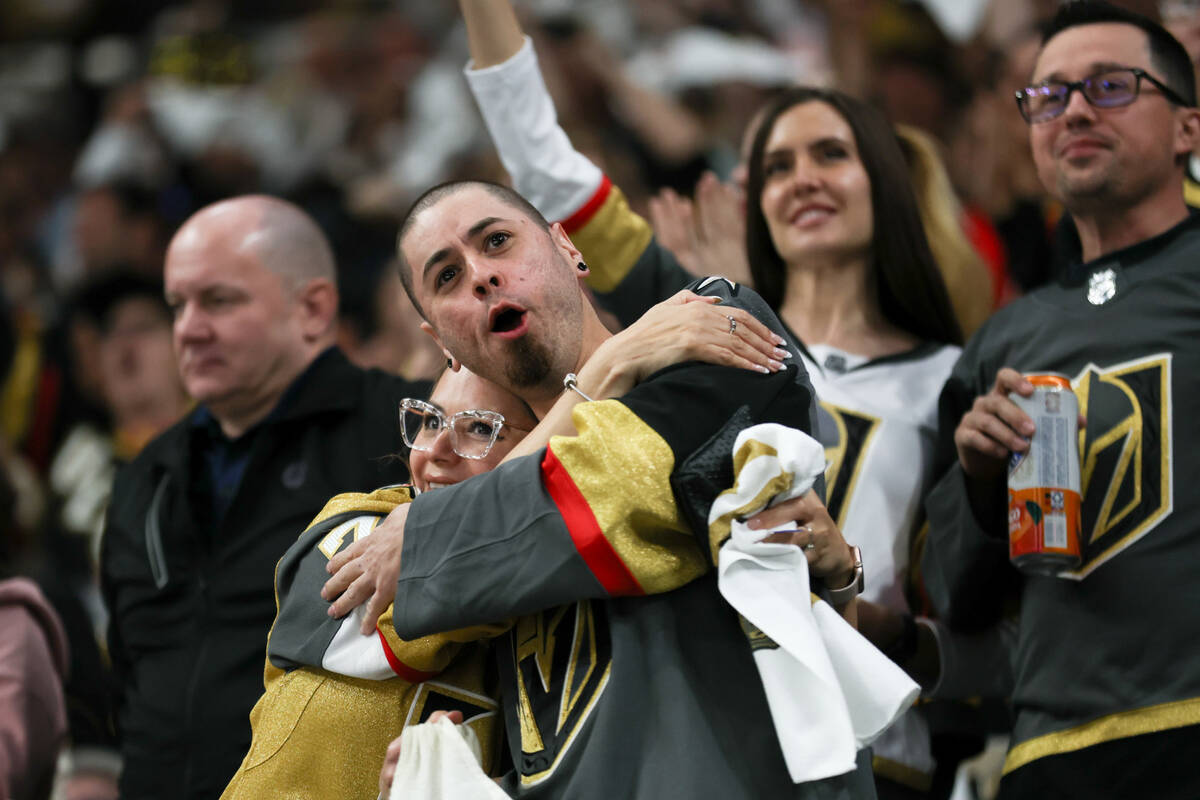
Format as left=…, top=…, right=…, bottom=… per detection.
left=421, top=216, right=509, bottom=281
left=810, top=135, right=851, bottom=150
left=764, top=135, right=851, bottom=158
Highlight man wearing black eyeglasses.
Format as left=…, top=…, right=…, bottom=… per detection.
left=923, top=3, right=1200, bottom=798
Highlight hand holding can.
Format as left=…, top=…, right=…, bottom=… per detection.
left=1007, top=374, right=1083, bottom=576
left=955, top=368, right=1037, bottom=480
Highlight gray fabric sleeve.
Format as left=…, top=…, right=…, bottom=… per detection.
left=922, top=617, right=1017, bottom=700
left=592, top=237, right=695, bottom=329
left=267, top=512, right=365, bottom=671
left=921, top=462, right=1017, bottom=632
left=393, top=455, right=606, bottom=639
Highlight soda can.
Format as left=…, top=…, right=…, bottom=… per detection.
left=1007, top=373, right=1083, bottom=575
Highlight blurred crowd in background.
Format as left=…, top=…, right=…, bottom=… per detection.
left=2, top=0, right=1199, bottom=795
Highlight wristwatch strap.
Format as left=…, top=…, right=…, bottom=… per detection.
left=826, top=545, right=864, bottom=606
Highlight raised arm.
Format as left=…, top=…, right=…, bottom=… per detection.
left=461, top=0, right=523, bottom=68
left=459, top=0, right=695, bottom=325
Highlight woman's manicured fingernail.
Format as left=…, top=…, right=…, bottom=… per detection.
left=774, top=348, right=791, bottom=359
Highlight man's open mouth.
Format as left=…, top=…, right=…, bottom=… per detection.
left=490, top=307, right=527, bottom=333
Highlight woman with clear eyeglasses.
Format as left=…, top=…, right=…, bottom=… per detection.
left=400, top=369, right=537, bottom=492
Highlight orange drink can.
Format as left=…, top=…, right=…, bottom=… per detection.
left=1007, top=374, right=1083, bottom=575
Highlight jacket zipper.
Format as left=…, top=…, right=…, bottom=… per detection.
left=144, top=474, right=170, bottom=589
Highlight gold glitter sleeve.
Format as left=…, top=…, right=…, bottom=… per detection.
left=570, top=181, right=654, bottom=294
left=305, top=485, right=414, bottom=530
left=543, top=399, right=707, bottom=596
left=375, top=611, right=512, bottom=677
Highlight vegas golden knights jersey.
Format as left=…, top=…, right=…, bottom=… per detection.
left=799, top=341, right=960, bottom=787
left=923, top=213, right=1200, bottom=795
left=222, top=487, right=507, bottom=800
left=393, top=278, right=876, bottom=798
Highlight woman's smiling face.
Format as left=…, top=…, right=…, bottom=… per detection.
left=758, top=100, right=874, bottom=267
left=407, top=367, right=537, bottom=493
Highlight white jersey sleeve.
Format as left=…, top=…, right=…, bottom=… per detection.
left=464, top=36, right=604, bottom=223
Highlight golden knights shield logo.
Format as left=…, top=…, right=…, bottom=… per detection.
left=1066, top=353, right=1173, bottom=578
left=513, top=601, right=612, bottom=786
left=817, top=403, right=882, bottom=526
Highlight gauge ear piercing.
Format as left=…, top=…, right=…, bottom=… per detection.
left=577, top=261, right=589, bottom=272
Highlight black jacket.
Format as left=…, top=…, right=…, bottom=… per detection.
left=101, top=348, right=426, bottom=800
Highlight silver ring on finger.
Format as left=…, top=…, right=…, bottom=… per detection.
left=727, top=314, right=737, bottom=335
left=803, top=525, right=816, bottom=550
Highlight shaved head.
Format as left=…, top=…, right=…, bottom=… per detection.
left=174, top=194, right=336, bottom=287
left=395, top=180, right=550, bottom=317
left=164, top=194, right=340, bottom=437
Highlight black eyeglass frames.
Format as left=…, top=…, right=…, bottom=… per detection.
left=1015, top=67, right=1191, bottom=124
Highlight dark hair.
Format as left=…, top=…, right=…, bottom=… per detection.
left=72, top=270, right=169, bottom=335
left=395, top=180, right=551, bottom=318
left=87, top=179, right=161, bottom=220
left=1041, top=1, right=1196, bottom=107
left=745, top=87, right=962, bottom=346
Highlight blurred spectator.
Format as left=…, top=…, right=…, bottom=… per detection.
left=895, top=124, right=993, bottom=338
left=1161, top=0, right=1200, bottom=204
left=869, top=0, right=970, bottom=143
left=947, top=25, right=1058, bottom=298
left=72, top=83, right=172, bottom=193
left=0, top=577, right=69, bottom=800
left=50, top=271, right=187, bottom=555
left=338, top=262, right=445, bottom=382
left=25, top=272, right=186, bottom=800
left=71, top=182, right=168, bottom=278
left=100, top=196, right=423, bottom=799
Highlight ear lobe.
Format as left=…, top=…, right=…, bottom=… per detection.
left=298, top=278, right=338, bottom=340
left=419, top=321, right=459, bottom=371
left=1175, top=108, right=1200, bottom=158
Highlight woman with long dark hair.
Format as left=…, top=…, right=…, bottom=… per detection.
left=744, top=88, right=961, bottom=350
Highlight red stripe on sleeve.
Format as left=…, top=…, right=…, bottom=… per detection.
left=558, top=175, right=612, bottom=234
left=376, top=627, right=439, bottom=683
left=541, top=447, right=644, bottom=596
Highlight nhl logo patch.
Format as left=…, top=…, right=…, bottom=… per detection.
left=1087, top=268, right=1117, bottom=305
left=281, top=460, right=307, bottom=489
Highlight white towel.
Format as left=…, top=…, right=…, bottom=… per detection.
left=709, top=423, right=920, bottom=784
left=388, top=717, right=511, bottom=800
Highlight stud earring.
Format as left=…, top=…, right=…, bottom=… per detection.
left=577, top=261, right=588, bottom=272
